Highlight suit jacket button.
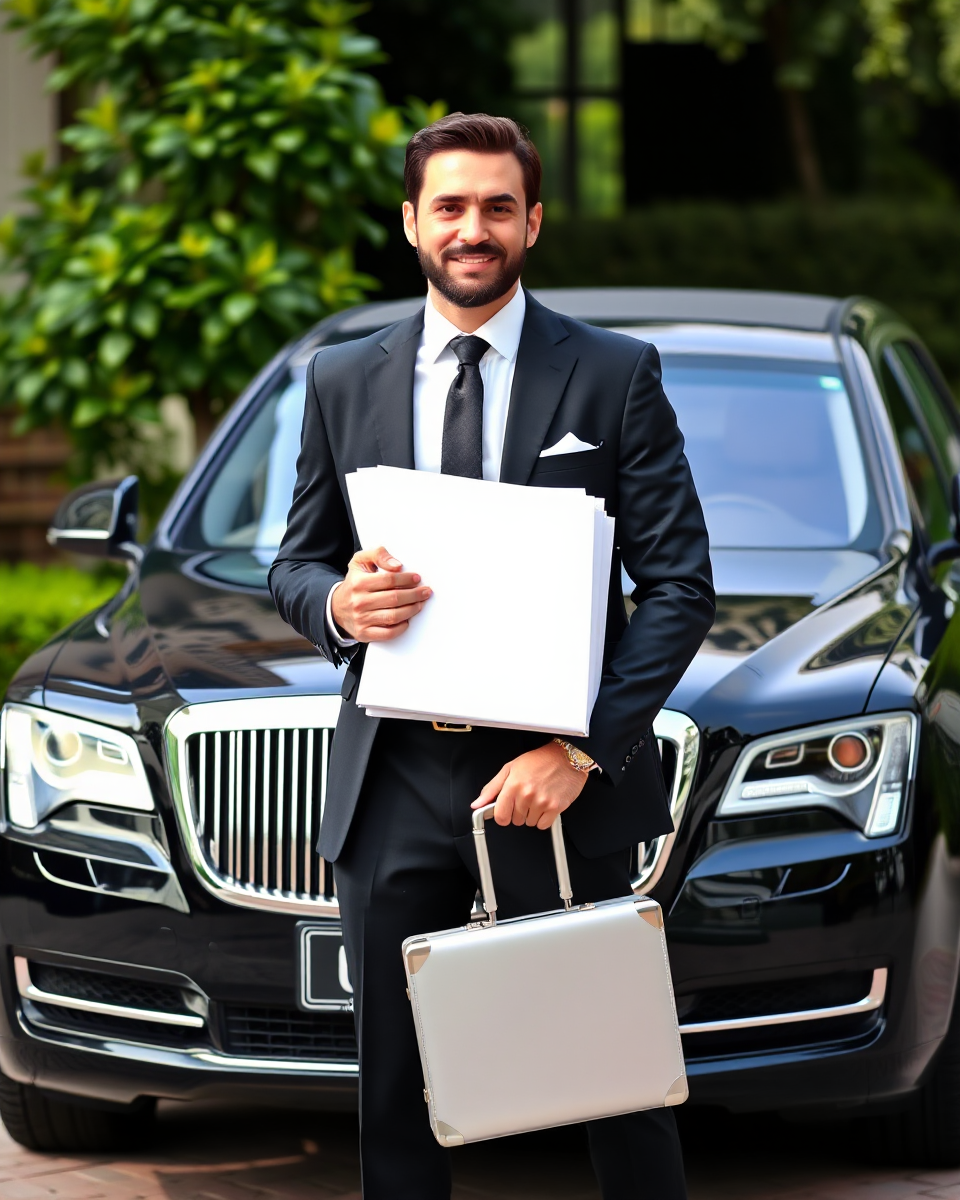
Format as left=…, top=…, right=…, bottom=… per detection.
left=625, top=755, right=632, bottom=763
left=631, top=744, right=639, bottom=753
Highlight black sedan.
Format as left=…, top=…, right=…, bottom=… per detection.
left=3, top=288, right=960, bottom=1164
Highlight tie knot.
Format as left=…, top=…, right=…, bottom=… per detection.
left=450, top=335, right=489, bottom=369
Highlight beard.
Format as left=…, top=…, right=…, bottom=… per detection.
left=417, top=239, right=526, bottom=309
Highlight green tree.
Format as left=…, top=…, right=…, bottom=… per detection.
left=663, top=0, right=960, bottom=200
left=0, top=0, right=423, bottom=482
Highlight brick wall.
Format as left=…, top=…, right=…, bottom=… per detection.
left=0, top=414, right=71, bottom=562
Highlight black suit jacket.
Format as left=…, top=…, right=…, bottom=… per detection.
left=269, top=291, right=715, bottom=862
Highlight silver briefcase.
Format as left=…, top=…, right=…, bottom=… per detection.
left=402, top=802, right=687, bottom=1147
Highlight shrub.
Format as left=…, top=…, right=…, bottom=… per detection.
left=0, top=0, right=427, bottom=476
left=0, top=563, right=123, bottom=698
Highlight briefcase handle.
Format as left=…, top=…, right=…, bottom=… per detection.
left=472, top=803, right=574, bottom=927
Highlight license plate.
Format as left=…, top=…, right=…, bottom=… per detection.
left=297, top=922, right=353, bottom=1012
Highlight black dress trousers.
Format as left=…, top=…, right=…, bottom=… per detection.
left=334, top=718, right=688, bottom=1200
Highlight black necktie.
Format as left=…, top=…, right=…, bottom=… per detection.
left=441, top=335, right=489, bottom=479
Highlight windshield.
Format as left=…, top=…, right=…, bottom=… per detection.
left=661, top=356, right=870, bottom=549
left=194, top=352, right=872, bottom=553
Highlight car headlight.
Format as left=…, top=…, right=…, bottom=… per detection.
left=0, top=703, right=154, bottom=829
left=716, top=712, right=917, bottom=837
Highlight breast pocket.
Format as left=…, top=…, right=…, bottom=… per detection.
left=529, top=446, right=609, bottom=494
left=532, top=446, right=604, bottom=474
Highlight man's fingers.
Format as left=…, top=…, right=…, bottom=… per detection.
left=360, top=601, right=425, bottom=628
left=356, top=570, right=424, bottom=594
left=472, top=765, right=511, bottom=811
left=355, top=585, right=431, bottom=612
left=363, top=622, right=410, bottom=642
left=352, top=545, right=404, bottom=573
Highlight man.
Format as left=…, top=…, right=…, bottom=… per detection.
left=270, top=112, right=715, bottom=1199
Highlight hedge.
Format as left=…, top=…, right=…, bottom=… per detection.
left=520, top=200, right=960, bottom=388
left=0, top=564, right=123, bottom=699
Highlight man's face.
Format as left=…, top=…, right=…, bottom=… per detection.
left=402, top=151, right=542, bottom=309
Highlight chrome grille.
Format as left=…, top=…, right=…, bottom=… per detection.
left=187, top=728, right=332, bottom=900
left=166, top=698, right=698, bottom=914
left=166, top=696, right=342, bottom=916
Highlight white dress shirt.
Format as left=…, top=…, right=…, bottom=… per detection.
left=326, top=285, right=527, bottom=645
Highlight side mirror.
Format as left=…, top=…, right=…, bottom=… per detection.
left=47, top=476, right=142, bottom=563
left=929, top=472, right=960, bottom=568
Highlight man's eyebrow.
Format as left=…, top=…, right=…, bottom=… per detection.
left=429, top=192, right=519, bottom=206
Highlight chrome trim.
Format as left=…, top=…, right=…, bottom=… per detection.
left=14, top=957, right=205, bottom=1029
left=46, top=527, right=111, bottom=541
left=165, top=697, right=342, bottom=917
left=634, top=710, right=700, bottom=894
left=15, top=1009, right=358, bottom=1077
left=679, top=967, right=887, bottom=1035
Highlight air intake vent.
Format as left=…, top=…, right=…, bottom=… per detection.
left=222, top=1005, right=357, bottom=1061
left=30, top=963, right=190, bottom=1015
left=677, top=970, right=875, bottom=1026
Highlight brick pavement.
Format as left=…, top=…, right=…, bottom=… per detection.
left=1, top=1102, right=960, bottom=1199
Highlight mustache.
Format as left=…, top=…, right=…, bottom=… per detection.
left=440, top=242, right=506, bottom=263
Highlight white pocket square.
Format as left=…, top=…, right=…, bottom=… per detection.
left=539, top=432, right=601, bottom=458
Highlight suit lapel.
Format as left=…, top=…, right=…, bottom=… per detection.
left=365, top=309, right=424, bottom=469
left=499, top=293, right=577, bottom=486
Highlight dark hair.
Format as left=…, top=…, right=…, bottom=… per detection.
left=404, top=112, right=542, bottom=211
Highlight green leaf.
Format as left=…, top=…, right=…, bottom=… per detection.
left=221, top=292, right=258, bottom=325
left=98, top=330, right=134, bottom=369
left=130, top=299, right=161, bottom=338
left=244, top=148, right=280, bottom=181
left=15, top=370, right=46, bottom=406
left=72, top=398, right=109, bottom=427
left=271, top=127, right=307, bottom=154
left=62, top=357, right=91, bottom=389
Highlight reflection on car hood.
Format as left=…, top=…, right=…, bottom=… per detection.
left=668, top=548, right=914, bottom=735
left=37, top=545, right=912, bottom=740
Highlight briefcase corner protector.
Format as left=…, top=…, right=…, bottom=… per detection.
left=403, top=939, right=431, bottom=975
left=664, top=1074, right=689, bottom=1107
left=634, top=899, right=663, bottom=930
left=433, top=1119, right=465, bottom=1148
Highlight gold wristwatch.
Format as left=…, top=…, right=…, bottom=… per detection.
left=553, top=738, right=600, bottom=773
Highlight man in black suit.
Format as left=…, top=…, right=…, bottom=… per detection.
left=270, top=113, right=715, bottom=1200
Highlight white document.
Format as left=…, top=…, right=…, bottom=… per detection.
left=345, top=467, right=615, bottom=737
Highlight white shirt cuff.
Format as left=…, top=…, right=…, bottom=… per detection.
left=325, top=581, right=358, bottom=649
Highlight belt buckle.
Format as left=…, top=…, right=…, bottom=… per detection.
left=432, top=721, right=473, bottom=733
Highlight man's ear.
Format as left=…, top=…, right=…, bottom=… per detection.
left=402, top=200, right=418, bottom=248
left=525, top=201, right=543, bottom=249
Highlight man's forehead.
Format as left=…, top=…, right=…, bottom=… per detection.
left=420, top=150, right=524, bottom=198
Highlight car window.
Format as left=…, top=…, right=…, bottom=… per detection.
left=889, top=342, right=960, bottom=479
left=879, top=349, right=953, bottom=543
left=662, top=356, right=872, bottom=549
left=199, top=370, right=305, bottom=550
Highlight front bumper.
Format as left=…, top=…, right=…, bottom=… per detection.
left=0, top=775, right=953, bottom=1117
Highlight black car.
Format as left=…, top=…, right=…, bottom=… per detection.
left=3, top=287, right=960, bottom=1162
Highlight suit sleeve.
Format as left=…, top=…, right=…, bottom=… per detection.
left=570, top=342, right=715, bottom=780
left=268, top=352, right=357, bottom=666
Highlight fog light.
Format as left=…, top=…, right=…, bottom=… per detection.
left=828, top=732, right=871, bottom=773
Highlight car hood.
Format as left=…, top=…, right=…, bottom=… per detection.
left=34, top=545, right=914, bottom=738
left=669, top=547, right=915, bottom=735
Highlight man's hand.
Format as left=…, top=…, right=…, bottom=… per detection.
left=471, top=742, right=588, bottom=830
left=331, top=546, right=432, bottom=643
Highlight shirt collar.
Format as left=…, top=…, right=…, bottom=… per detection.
left=421, top=285, right=527, bottom=365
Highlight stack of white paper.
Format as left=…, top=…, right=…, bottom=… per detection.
left=346, top=467, right=616, bottom=737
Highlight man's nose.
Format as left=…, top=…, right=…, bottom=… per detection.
left=457, top=206, right=488, bottom=245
